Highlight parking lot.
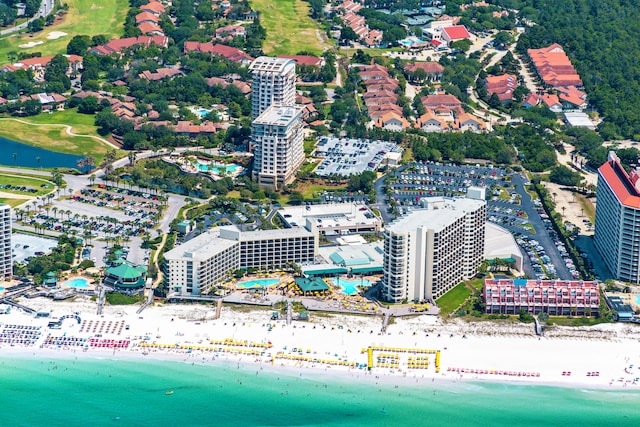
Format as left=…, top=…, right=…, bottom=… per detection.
left=17, top=186, right=164, bottom=267
left=11, top=233, right=57, bottom=264
left=315, top=137, right=402, bottom=176
left=386, top=162, right=574, bottom=280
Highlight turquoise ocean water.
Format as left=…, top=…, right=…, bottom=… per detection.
left=2, top=354, right=640, bottom=426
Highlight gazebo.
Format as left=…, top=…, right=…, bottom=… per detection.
left=293, top=277, right=329, bottom=296
left=103, top=260, right=147, bottom=289
left=43, top=271, right=58, bottom=288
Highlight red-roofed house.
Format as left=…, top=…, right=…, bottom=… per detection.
left=540, top=94, right=562, bottom=112
left=183, top=42, right=253, bottom=65
left=138, top=68, right=182, bottom=81
left=486, top=74, right=518, bottom=102
left=136, top=12, right=159, bottom=25
left=140, top=1, right=165, bottom=15
left=215, top=25, right=247, bottom=40
left=456, top=113, right=487, bottom=132
left=441, top=26, right=471, bottom=44
left=405, top=62, right=444, bottom=82
left=415, top=112, right=449, bottom=133
left=89, top=36, right=168, bottom=55
left=367, top=104, right=403, bottom=121
left=527, top=44, right=583, bottom=89
left=557, top=86, right=587, bottom=110
left=1, top=54, right=83, bottom=81
left=375, top=112, right=410, bottom=132
left=138, top=22, right=164, bottom=36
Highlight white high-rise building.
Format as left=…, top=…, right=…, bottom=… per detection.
left=249, top=56, right=297, bottom=121
left=595, top=151, right=640, bottom=283
left=164, top=221, right=318, bottom=297
left=381, top=197, right=486, bottom=303
left=250, top=56, right=304, bottom=189
left=0, top=204, right=12, bottom=279
left=252, top=105, right=305, bottom=189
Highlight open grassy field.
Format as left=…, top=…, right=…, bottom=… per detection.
left=0, top=0, right=128, bottom=63
left=0, top=173, right=54, bottom=196
left=0, top=109, right=115, bottom=163
left=247, top=0, right=326, bottom=55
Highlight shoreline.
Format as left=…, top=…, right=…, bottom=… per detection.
left=2, top=296, right=640, bottom=392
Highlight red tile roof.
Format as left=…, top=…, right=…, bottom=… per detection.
left=599, top=156, right=640, bottom=208
left=405, top=62, right=444, bottom=74
left=442, top=25, right=471, bottom=40
left=136, top=11, right=159, bottom=24
left=141, top=1, right=165, bottom=14
left=183, top=42, right=253, bottom=63
left=137, top=22, right=164, bottom=35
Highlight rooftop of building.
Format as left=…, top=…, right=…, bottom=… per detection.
left=598, top=151, right=640, bottom=208
left=386, top=197, right=485, bottom=233
left=278, top=202, right=381, bottom=230
left=253, top=105, right=303, bottom=126
left=250, top=56, right=295, bottom=73
left=164, top=227, right=240, bottom=262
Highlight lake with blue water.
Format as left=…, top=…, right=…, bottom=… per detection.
left=0, top=136, right=84, bottom=169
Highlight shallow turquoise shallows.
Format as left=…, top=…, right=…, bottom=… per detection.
left=1, top=355, right=639, bottom=427
left=237, top=279, right=280, bottom=288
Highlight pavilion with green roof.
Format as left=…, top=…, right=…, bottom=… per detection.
left=103, top=259, right=147, bottom=289
left=293, top=277, right=329, bottom=296
left=43, top=271, right=58, bottom=288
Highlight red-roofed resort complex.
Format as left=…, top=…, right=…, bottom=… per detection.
left=595, top=151, right=640, bottom=283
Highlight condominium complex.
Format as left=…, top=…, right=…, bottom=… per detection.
left=252, top=105, right=305, bottom=188
left=250, top=56, right=304, bottom=188
left=484, top=278, right=600, bottom=316
left=249, top=56, right=297, bottom=120
left=164, top=221, right=318, bottom=297
left=0, top=204, right=11, bottom=278
left=594, top=151, right=640, bottom=283
left=381, top=197, right=486, bottom=303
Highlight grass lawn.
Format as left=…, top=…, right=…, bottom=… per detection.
left=0, top=0, right=128, bottom=63
left=247, top=0, right=326, bottom=55
left=0, top=109, right=115, bottom=163
left=436, top=282, right=471, bottom=316
left=576, top=193, right=595, bottom=222
left=0, top=198, right=27, bottom=207
left=295, top=181, right=347, bottom=199
left=0, top=173, right=54, bottom=196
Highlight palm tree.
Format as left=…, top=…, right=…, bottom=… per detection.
left=52, top=207, right=58, bottom=219
left=89, top=174, right=96, bottom=186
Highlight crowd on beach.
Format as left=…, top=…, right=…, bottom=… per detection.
left=1, top=295, right=640, bottom=389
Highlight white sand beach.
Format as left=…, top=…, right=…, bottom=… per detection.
left=2, top=296, right=640, bottom=389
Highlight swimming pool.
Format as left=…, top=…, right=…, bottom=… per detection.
left=60, top=278, right=90, bottom=289
left=330, top=278, right=371, bottom=295
left=195, top=108, right=212, bottom=118
left=635, top=295, right=640, bottom=305
left=0, top=287, right=4, bottom=291
left=237, top=279, right=280, bottom=288
left=196, top=162, right=239, bottom=175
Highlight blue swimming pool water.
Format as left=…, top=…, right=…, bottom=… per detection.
left=635, top=295, right=640, bottom=305
left=237, top=279, right=280, bottom=288
left=0, top=287, right=4, bottom=291
left=61, top=278, right=89, bottom=289
left=196, top=162, right=239, bottom=174
left=331, top=278, right=371, bottom=295
left=196, top=108, right=211, bottom=118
